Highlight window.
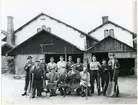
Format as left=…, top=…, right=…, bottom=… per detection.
left=109, top=29, right=114, bottom=37
left=47, top=27, right=51, bottom=33
left=42, top=25, right=46, bottom=30
left=104, top=29, right=115, bottom=38
left=37, top=28, right=41, bottom=32
left=104, top=29, right=109, bottom=38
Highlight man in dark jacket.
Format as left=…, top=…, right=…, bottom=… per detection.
left=108, top=53, right=120, bottom=92
left=75, top=58, right=83, bottom=72
left=30, top=60, right=44, bottom=98
left=22, top=56, right=34, bottom=96
left=66, top=56, right=74, bottom=72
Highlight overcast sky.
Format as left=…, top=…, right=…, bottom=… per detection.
left=1, top=0, right=137, bottom=33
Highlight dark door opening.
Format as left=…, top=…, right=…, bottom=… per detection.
left=118, top=58, right=135, bottom=76
left=45, top=54, right=83, bottom=63
left=92, top=52, right=109, bottom=64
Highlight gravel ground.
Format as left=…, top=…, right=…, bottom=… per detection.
left=1, top=74, right=137, bottom=105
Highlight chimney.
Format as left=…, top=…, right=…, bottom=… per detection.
left=7, top=16, right=14, bottom=46
left=102, top=16, right=108, bottom=24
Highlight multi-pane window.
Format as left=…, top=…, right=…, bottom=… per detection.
left=104, top=29, right=109, bottom=38
left=104, top=29, right=114, bottom=38
left=37, top=28, right=42, bottom=32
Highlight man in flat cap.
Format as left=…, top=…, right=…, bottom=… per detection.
left=30, top=60, right=44, bottom=98
left=108, top=53, right=120, bottom=93
left=22, top=56, right=34, bottom=96
left=66, top=56, right=74, bottom=72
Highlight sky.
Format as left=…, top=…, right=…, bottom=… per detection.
left=1, top=0, right=137, bottom=33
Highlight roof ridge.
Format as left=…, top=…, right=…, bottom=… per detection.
left=14, top=12, right=99, bottom=41
left=88, top=20, right=137, bottom=38
left=7, top=30, right=84, bottom=55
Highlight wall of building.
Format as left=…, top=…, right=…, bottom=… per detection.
left=108, top=52, right=137, bottom=58
left=83, top=52, right=92, bottom=62
left=89, top=23, right=133, bottom=47
left=14, top=15, right=86, bottom=50
left=14, top=54, right=44, bottom=75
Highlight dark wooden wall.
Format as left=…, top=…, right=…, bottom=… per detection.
left=88, top=36, right=136, bottom=53
left=2, top=45, right=12, bottom=56
left=86, top=36, right=98, bottom=49
left=8, top=30, right=83, bottom=55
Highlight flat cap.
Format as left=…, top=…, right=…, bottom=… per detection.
left=27, top=56, right=33, bottom=59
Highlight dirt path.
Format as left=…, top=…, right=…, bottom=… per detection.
left=1, top=74, right=137, bottom=104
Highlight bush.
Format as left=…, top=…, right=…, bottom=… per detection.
left=7, top=57, right=15, bottom=74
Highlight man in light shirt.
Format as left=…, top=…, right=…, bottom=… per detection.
left=47, top=57, right=57, bottom=73
left=57, top=56, right=67, bottom=75
left=89, top=55, right=101, bottom=95
left=80, top=66, right=91, bottom=97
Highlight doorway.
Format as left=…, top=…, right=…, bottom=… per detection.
left=92, top=52, right=109, bottom=64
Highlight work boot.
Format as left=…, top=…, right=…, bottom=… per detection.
left=98, top=89, right=101, bottom=96
left=32, top=96, right=35, bottom=98
left=22, top=92, right=27, bottom=96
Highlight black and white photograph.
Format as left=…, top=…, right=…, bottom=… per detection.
left=1, top=0, right=137, bottom=104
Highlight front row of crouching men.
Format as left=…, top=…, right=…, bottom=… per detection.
left=22, top=54, right=120, bottom=98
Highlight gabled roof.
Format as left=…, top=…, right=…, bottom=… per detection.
left=88, top=21, right=137, bottom=38
left=7, top=30, right=84, bottom=55
left=13, top=12, right=99, bottom=42
left=87, top=35, right=137, bottom=52
left=1, top=30, right=7, bottom=41
left=1, top=30, right=8, bottom=36
left=1, top=42, right=13, bottom=56
left=2, top=43, right=13, bottom=49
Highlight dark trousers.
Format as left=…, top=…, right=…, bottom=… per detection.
left=102, top=71, right=109, bottom=95
left=32, top=80, right=43, bottom=97
left=90, top=70, right=100, bottom=94
left=32, top=87, right=42, bottom=97
left=109, top=70, right=119, bottom=91
left=24, top=75, right=30, bottom=91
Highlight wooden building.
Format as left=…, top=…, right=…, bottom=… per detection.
left=7, top=30, right=97, bottom=74
left=2, top=13, right=137, bottom=75
left=86, top=36, right=137, bottom=75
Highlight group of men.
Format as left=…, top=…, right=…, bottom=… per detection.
left=22, top=53, right=120, bottom=98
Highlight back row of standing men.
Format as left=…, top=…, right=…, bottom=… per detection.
left=22, top=54, right=120, bottom=98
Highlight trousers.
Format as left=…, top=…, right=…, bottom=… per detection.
left=90, top=70, right=100, bottom=94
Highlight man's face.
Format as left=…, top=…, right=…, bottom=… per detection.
left=92, top=56, right=96, bottom=61
left=68, top=57, right=72, bottom=61
left=50, top=58, right=54, bottom=62
left=102, top=60, right=106, bottom=65
left=40, top=59, right=44, bottom=63
left=35, top=62, right=40, bottom=67
left=110, top=55, right=114, bottom=59
left=27, top=58, right=32, bottom=62
left=60, top=57, right=64, bottom=61
left=77, top=58, right=81, bottom=63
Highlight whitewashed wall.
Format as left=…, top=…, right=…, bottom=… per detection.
left=15, top=54, right=44, bottom=75
left=15, top=15, right=86, bottom=50
left=89, top=23, right=133, bottom=47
